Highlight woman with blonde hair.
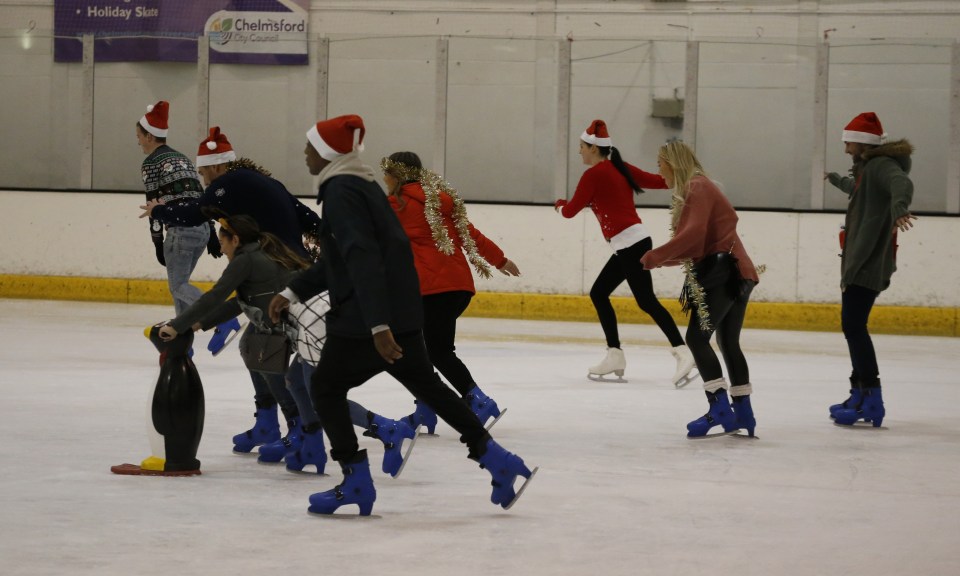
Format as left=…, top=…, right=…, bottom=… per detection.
left=641, top=141, right=760, bottom=438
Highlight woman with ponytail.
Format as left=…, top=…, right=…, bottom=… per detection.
left=556, top=119, right=695, bottom=385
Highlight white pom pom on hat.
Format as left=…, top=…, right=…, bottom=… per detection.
left=196, top=126, right=237, bottom=167
left=139, top=101, right=169, bottom=138
left=581, top=119, right=612, bottom=147
left=306, top=114, right=366, bottom=161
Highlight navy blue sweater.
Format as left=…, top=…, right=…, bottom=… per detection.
left=151, top=167, right=320, bottom=258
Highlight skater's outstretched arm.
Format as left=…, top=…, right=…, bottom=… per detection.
left=193, top=298, right=243, bottom=332
left=168, top=255, right=251, bottom=334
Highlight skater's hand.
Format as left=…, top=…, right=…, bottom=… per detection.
left=498, top=258, right=520, bottom=276
left=894, top=213, right=917, bottom=232
left=206, top=224, right=223, bottom=258
left=639, top=253, right=653, bottom=270
left=268, top=294, right=290, bottom=324
left=139, top=199, right=164, bottom=218
left=159, top=324, right=178, bottom=341
left=373, top=329, right=403, bottom=364
left=554, top=199, right=567, bottom=213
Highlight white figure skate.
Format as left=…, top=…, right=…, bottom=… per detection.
left=670, top=345, right=698, bottom=388
left=588, top=347, right=627, bottom=383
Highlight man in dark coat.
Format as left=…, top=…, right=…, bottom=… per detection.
left=269, top=114, right=535, bottom=516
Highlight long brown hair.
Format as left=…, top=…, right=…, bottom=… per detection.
left=215, top=213, right=311, bottom=271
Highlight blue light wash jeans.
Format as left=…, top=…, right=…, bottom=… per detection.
left=163, top=224, right=209, bottom=316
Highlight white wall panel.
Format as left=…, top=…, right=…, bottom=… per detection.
left=1, top=191, right=955, bottom=308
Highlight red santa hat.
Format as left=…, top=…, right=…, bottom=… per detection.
left=196, top=126, right=237, bottom=167
left=139, top=101, right=169, bottom=138
left=306, top=114, right=366, bottom=161
left=842, top=112, right=887, bottom=145
left=581, top=119, right=612, bottom=147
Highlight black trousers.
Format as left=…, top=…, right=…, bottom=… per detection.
left=684, top=254, right=754, bottom=386
left=311, top=330, right=490, bottom=463
left=591, top=237, right=685, bottom=349
left=841, top=284, right=880, bottom=386
left=422, top=290, right=475, bottom=396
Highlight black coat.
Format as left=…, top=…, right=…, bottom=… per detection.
left=289, top=174, right=423, bottom=338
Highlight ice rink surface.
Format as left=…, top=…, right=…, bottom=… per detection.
left=1, top=298, right=958, bottom=576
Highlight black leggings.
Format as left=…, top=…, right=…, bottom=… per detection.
left=422, top=291, right=475, bottom=396
left=591, top=237, right=685, bottom=349
left=841, top=284, right=880, bottom=386
left=685, top=255, right=754, bottom=386
left=311, top=330, right=489, bottom=463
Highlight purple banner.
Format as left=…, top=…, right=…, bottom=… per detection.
left=54, top=0, right=309, bottom=65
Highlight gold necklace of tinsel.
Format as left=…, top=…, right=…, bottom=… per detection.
left=227, top=157, right=271, bottom=177
left=669, top=190, right=713, bottom=333
left=380, top=158, right=492, bottom=279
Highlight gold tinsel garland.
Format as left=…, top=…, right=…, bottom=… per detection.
left=303, top=231, right=323, bottom=262
left=380, top=158, right=492, bottom=279
left=226, top=157, right=272, bottom=177
left=669, top=192, right=713, bottom=332
left=682, top=261, right=713, bottom=332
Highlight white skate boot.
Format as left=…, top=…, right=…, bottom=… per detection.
left=588, top=347, right=626, bottom=383
left=670, top=345, right=698, bottom=388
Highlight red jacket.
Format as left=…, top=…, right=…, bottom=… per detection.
left=640, top=176, right=759, bottom=283
left=389, top=182, right=507, bottom=296
left=560, top=160, right=668, bottom=240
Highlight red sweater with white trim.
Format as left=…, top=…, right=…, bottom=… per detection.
left=560, top=160, right=668, bottom=240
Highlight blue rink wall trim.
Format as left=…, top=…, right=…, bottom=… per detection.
left=1, top=274, right=956, bottom=337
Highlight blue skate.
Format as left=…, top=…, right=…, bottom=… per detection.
left=835, top=387, right=885, bottom=428
left=308, top=451, right=376, bottom=517
left=465, top=385, right=506, bottom=430
left=285, top=425, right=328, bottom=475
left=208, top=317, right=242, bottom=356
left=687, top=389, right=740, bottom=438
left=365, top=415, right=419, bottom=478
left=258, top=416, right=302, bottom=463
left=232, top=404, right=281, bottom=453
left=475, top=439, right=538, bottom=510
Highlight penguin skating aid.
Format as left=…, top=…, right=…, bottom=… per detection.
left=111, top=323, right=204, bottom=477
